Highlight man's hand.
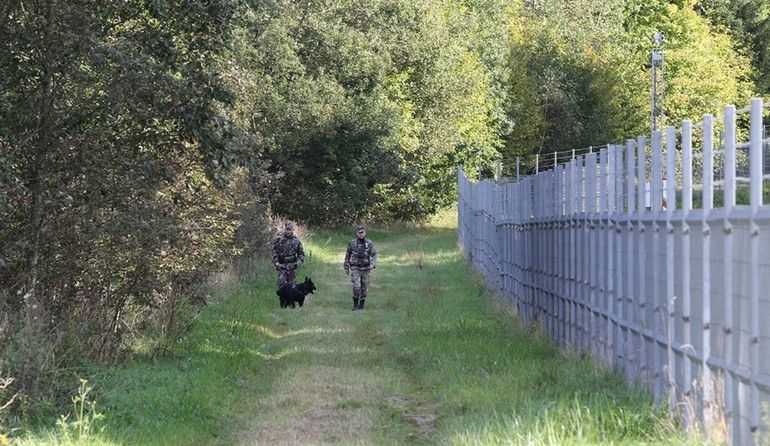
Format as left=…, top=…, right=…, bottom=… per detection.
left=344, top=267, right=350, bottom=275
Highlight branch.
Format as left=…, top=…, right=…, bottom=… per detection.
left=0, top=376, right=17, bottom=411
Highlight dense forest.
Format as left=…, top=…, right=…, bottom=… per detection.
left=1, top=0, right=768, bottom=424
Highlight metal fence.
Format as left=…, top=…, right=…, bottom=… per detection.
left=458, top=99, right=770, bottom=445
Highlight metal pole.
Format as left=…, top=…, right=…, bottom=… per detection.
left=725, top=106, right=736, bottom=208
left=749, top=98, right=763, bottom=437
left=652, top=32, right=664, bottom=133
left=682, top=121, right=693, bottom=211
left=681, top=119, right=693, bottom=430
left=750, top=98, right=763, bottom=209
left=701, top=112, right=714, bottom=424
left=664, top=126, right=676, bottom=412
left=704, top=114, right=714, bottom=210
left=636, top=135, right=647, bottom=383
left=721, top=106, right=736, bottom=436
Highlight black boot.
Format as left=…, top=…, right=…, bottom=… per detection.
left=352, top=297, right=359, bottom=310
left=358, top=299, right=365, bottom=310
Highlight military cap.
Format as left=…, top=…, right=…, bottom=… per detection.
left=284, top=221, right=295, bottom=230
left=356, top=225, right=366, bottom=233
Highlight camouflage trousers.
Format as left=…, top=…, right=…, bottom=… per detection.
left=276, top=267, right=297, bottom=288
left=350, top=267, right=371, bottom=299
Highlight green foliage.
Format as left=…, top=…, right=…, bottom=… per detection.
left=501, top=0, right=755, bottom=165
left=623, top=0, right=755, bottom=129
left=695, top=0, right=770, bottom=94
left=226, top=0, right=501, bottom=224
left=227, top=0, right=760, bottom=218
left=0, top=0, right=258, bottom=419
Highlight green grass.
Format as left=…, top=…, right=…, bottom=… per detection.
left=15, top=209, right=696, bottom=445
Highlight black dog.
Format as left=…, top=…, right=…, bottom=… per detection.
left=277, top=276, right=316, bottom=308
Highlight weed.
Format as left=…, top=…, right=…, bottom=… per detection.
left=52, top=380, right=105, bottom=444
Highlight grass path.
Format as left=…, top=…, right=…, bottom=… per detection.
left=234, top=224, right=459, bottom=444
left=23, top=211, right=694, bottom=445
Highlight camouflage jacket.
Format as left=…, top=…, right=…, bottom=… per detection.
left=272, top=235, right=305, bottom=268
left=344, top=238, right=377, bottom=269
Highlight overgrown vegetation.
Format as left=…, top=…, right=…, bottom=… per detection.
left=0, top=1, right=274, bottom=422
left=13, top=213, right=698, bottom=444
left=1, top=0, right=767, bottom=427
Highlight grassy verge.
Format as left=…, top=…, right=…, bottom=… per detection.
left=15, top=209, right=695, bottom=445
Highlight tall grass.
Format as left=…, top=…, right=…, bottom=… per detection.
left=13, top=209, right=695, bottom=445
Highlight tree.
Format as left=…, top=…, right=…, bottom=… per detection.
left=695, top=0, right=770, bottom=94
left=499, top=0, right=755, bottom=165
left=0, top=0, right=245, bottom=413
left=227, top=0, right=500, bottom=223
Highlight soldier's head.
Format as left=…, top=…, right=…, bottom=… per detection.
left=283, top=221, right=295, bottom=237
left=356, top=225, right=366, bottom=240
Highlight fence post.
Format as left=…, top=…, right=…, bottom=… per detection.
left=636, top=135, right=648, bottom=383
left=749, top=98, right=764, bottom=437
left=725, top=106, right=736, bottom=208
left=683, top=122, right=693, bottom=211
left=722, top=106, right=736, bottom=434
left=665, top=127, right=676, bottom=213
left=637, top=136, right=647, bottom=213
left=665, top=126, right=677, bottom=413
left=516, top=157, right=520, bottom=182
left=587, top=152, right=598, bottom=357
left=599, top=148, right=609, bottom=362
left=651, top=130, right=664, bottom=399
left=609, top=145, right=619, bottom=365
left=680, top=120, right=694, bottom=425
left=580, top=155, right=590, bottom=352
left=701, top=113, right=714, bottom=426
left=570, top=158, right=578, bottom=347
left=625, top=139, right=636, bottom=381
left=652, top=131, right=663, bottom=213
left=558, top=164, right=567, bottom=344
left=704, top=114, right=714, bottom=210
left=611, top=145, right=623, bottom=370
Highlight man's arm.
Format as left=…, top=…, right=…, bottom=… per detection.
left=296, top=240, right=305, bottom=267
left=343, top=242, right=352, bottom=271
left=271, top=238, right=280, bottom=265
left=369, top=242, right=377, bottom=269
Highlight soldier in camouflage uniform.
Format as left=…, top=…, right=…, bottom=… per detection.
left=272, top=221, right=305, bottom=288
left=344, top=225, right=377, bottom=310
